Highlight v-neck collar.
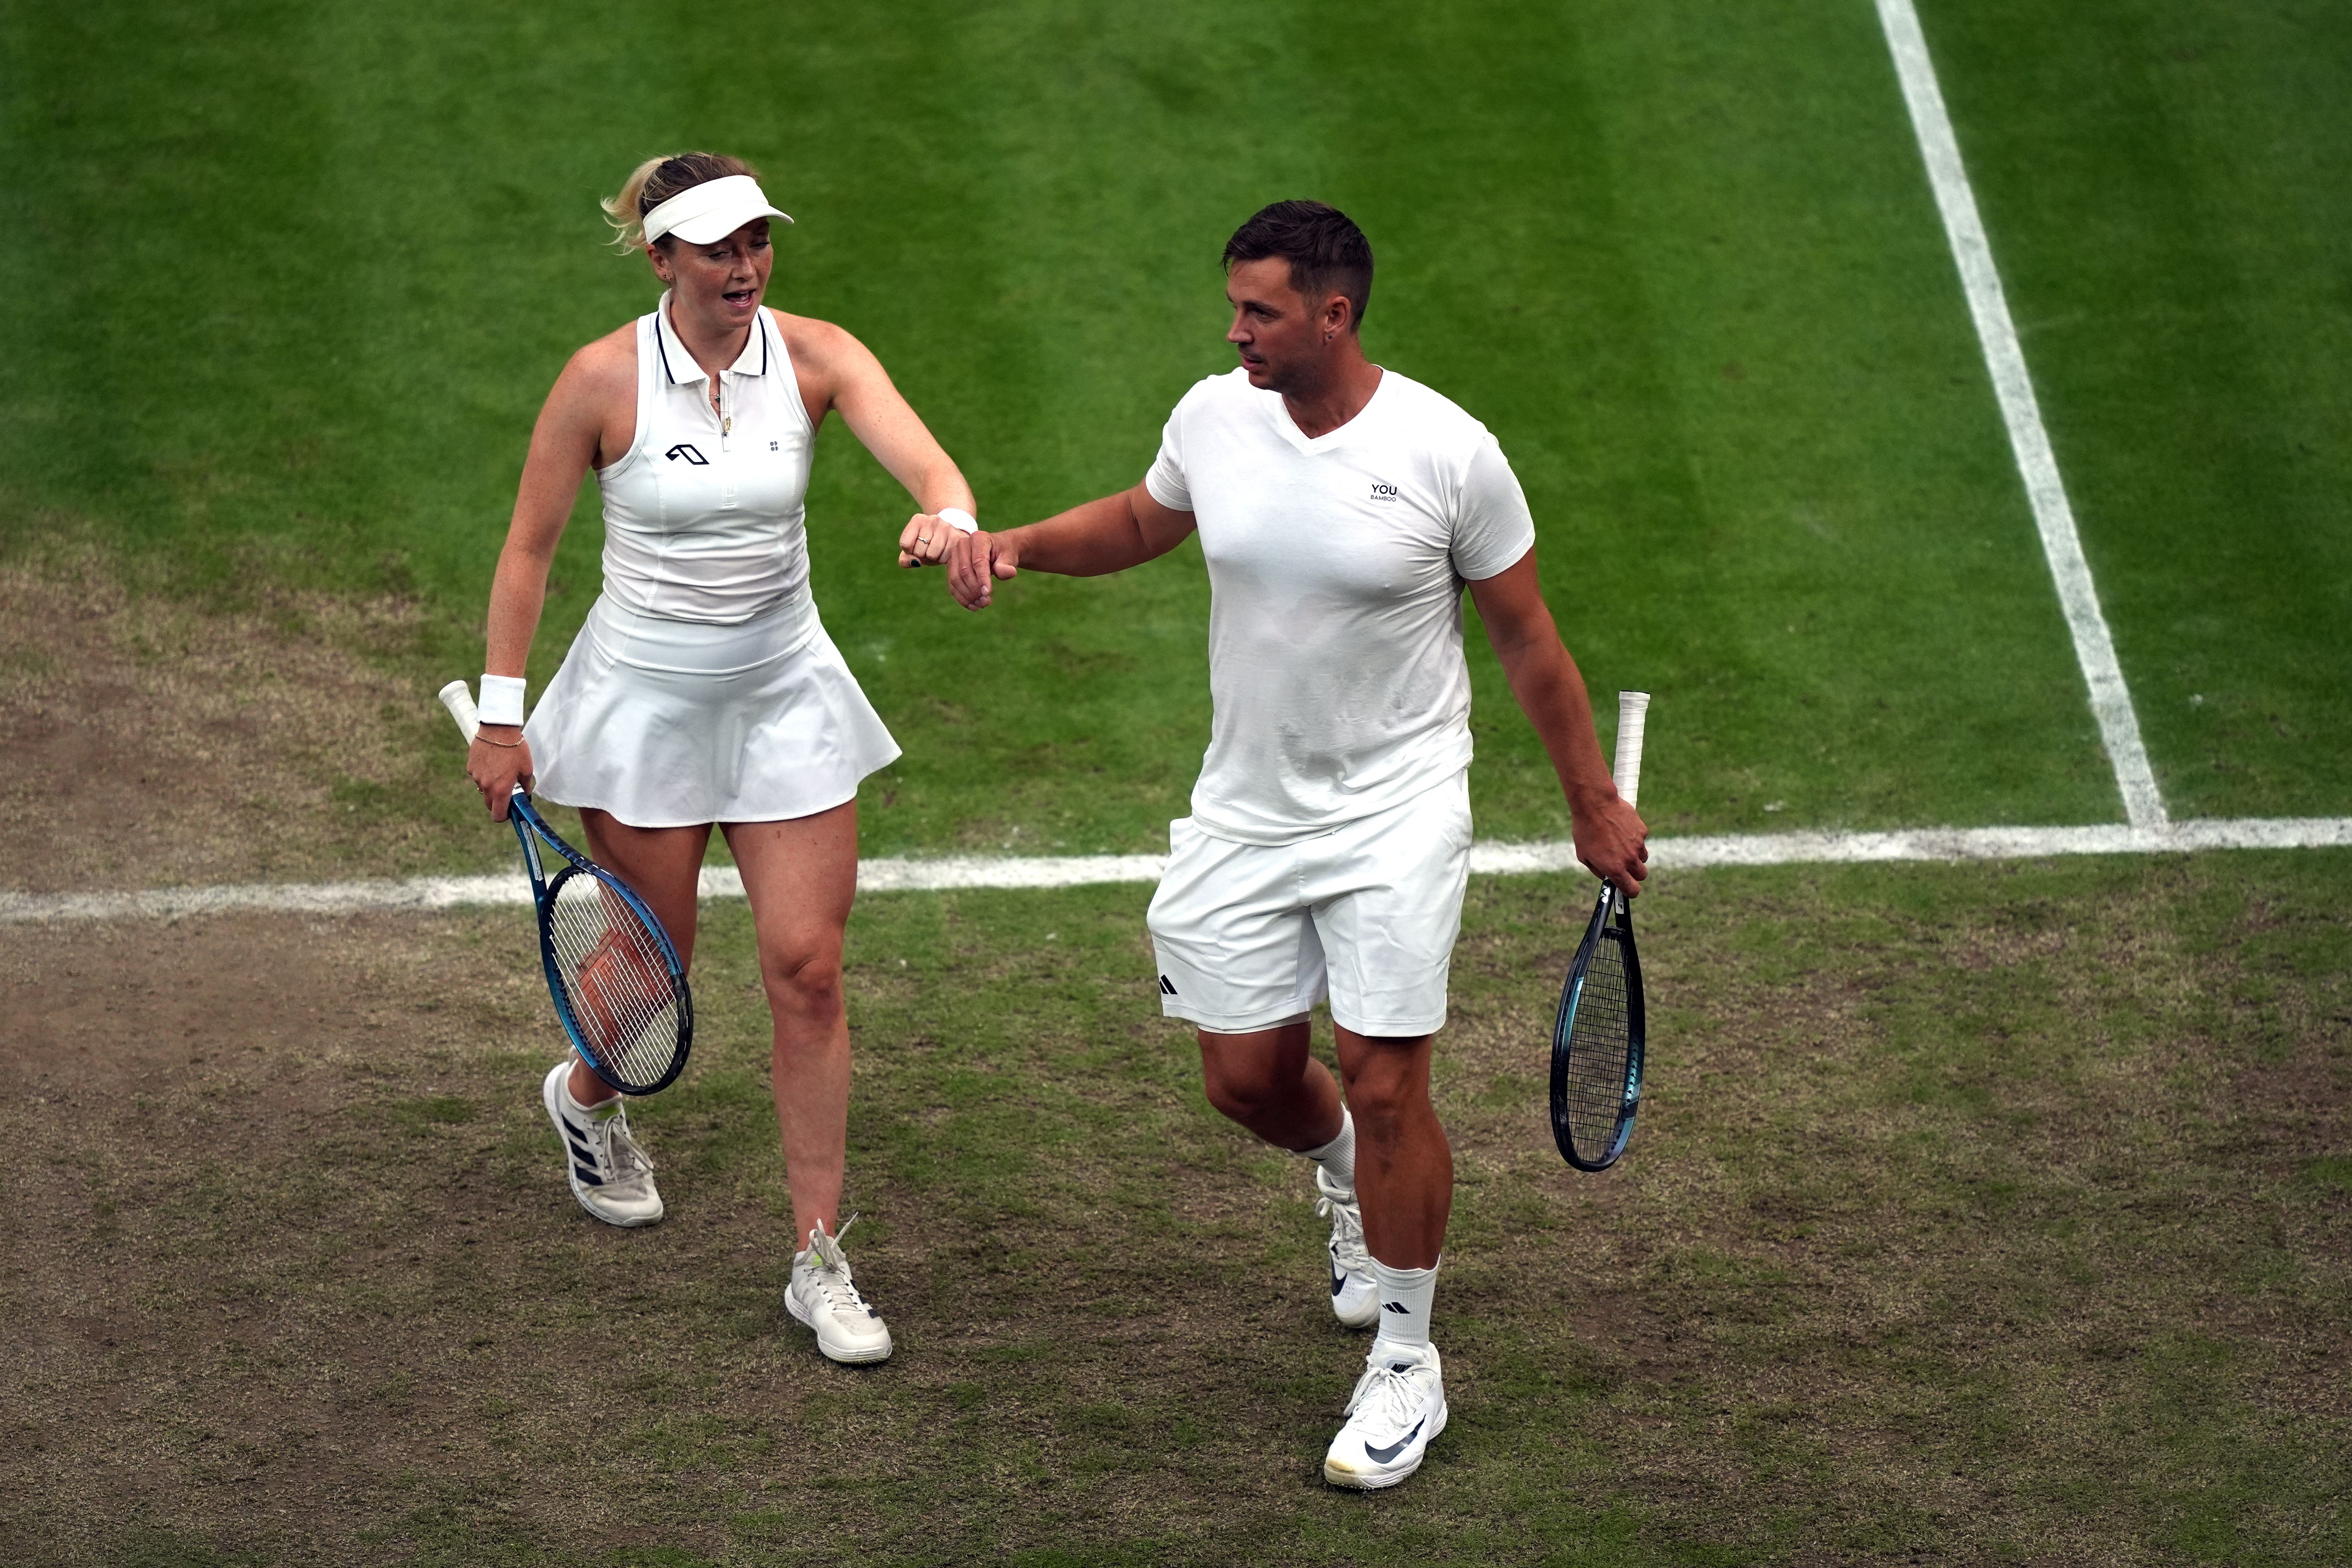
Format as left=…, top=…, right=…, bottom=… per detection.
left=652, top=289, right=769, bottom=387
left=1266, top=366, right=1388, bottom=455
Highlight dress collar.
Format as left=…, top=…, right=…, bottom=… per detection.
left=652, top=290, right=770, bottom=387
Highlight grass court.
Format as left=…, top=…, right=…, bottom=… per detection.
left=2, top=0, right=2348, bottom=1562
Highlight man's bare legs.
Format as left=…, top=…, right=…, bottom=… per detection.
left=1328, top=1029, right=1450, bottom=1269
left=1199, top=1020, right=1341, bottom=1150
left=1196, top=1022, right=1451, bottom=1268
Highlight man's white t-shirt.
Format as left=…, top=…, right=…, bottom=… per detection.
left=1144, top=366, right=1538, bottom=845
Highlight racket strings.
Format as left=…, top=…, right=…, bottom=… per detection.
left=545, top=874, right=682, bottom=1087
left=1561, top=930, right=1634, bottom=1161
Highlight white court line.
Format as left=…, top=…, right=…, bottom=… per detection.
left=1874, top=0, right=2169, bottom=833
left=5, top=820, right=2347, bottom=924
left=2, top=13, right=2326, bottom=927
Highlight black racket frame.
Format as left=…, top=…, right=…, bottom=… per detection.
left=1550, top=878, right=1646, bottom=1172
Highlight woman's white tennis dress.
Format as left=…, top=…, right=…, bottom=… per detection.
left=524, top=293, right=899, bottom=827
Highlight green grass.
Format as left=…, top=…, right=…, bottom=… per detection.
left=8, top=853, right=2348, bottom=1563
left=11, top=0, right=2342, bottom=861
left=6, top=6, right=2349, bottom=1558
left=1917, top=0, right=2352, bottom=819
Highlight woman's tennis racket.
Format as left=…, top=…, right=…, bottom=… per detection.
left=1551, top=690, right=1650, bottom=1172
left=440, top=681, right=694, bottom=1097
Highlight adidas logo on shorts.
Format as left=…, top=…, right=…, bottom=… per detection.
left=1158, top=975, right=1178, bottom=995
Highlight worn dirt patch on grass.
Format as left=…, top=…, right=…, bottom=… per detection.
left=4, top=863, right=2349, bottom=1565
left=0, top=552, right=473, bottom=893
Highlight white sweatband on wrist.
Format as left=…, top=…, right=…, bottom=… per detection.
left=938, top=507, right=978, bottom=534
left=478, top=674, right=527, bottom=728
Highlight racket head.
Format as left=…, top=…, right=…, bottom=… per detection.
left=1550, top=880, right=1646, bottom=1171
left=510, top=796, right=694, bottom=1096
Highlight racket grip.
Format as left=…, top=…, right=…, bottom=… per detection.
left=438, top=680, right=481, bottom=744
left=1613, top=691, right=1651, bottom=809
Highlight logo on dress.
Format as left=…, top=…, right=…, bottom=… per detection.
left=1368, top=481, right=1399, bottom=502
left=664, top=443, right=710, bottom=466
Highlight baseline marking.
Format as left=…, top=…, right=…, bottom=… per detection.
left=7, top=820, right=2347, bottom=923
left=1874, top=0, right=2168, bottom=832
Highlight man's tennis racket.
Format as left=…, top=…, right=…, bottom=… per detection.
left=441, top=681, right=694, bottom=1097
left=1551, top=690, right=1650, bottom=1172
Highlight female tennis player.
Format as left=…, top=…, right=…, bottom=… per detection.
left=464, top=152, right=975, bottom=1365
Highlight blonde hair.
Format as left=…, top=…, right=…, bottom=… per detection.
left=601, top=151, right=761, bottom=253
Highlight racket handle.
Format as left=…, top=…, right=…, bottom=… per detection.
left=438, top=680, right=481, bottom=744
left=1613, top=690, right=1651, bottom=810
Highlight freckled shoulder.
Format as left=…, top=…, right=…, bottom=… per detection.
left=767, top=308, right=871, bottom=424
left=556, top=319, right=643, bottom=468
left=766, top=308, right=862, bottom=372
left=563, top=320, right=641, bottom=398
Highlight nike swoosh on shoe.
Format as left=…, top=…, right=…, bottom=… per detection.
left=1330, top=1268, right=1347, bottom=1298
left=1365, top=1418, right=1425, bottom=1465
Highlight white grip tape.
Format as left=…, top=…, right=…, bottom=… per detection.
left=1613, top=690, right=1651, bottom=810
left=438, top=680, right=481, bottom=744
left=938, top=507, right=978, bottom=534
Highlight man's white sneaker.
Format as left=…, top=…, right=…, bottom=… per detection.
left=1316, top=1167, right=1379, bottom=1329
left=541, top=1061, right=665, bottom=1227
left=787, top=1217, right=893, bottom=1365
left=1323, top=1341, right=1447, bottom=1489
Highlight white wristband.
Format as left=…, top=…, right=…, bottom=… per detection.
left=938, top=507, right=978, bottom=534
left=478, top=674, right=527, bottom=728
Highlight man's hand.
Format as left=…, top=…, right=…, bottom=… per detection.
left=1572, top=791, right=1648, bottom=895
left=946, top=528, right=1022, bottom=609
left=1466, top=551, right=1651, bottom=895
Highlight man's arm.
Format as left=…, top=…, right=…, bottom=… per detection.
left=1466, top=549, right=1649, bottom=892
left=945, top=484, right=1196, bottom=610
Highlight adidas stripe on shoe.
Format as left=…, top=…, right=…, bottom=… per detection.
left=541, top=1061, right=665, bottom=1227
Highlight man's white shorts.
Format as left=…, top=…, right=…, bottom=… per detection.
left=1145, top=774, right=1471, bottom=1038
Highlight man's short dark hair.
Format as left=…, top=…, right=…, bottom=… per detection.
left=1223, top=200, right=1374, bottom=332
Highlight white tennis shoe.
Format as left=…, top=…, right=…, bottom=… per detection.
left=1323, top=1341, right=1448, bottom=1489
left=1316, top=1167, right=1379, bottom=1329
left=787, top=1217, right=894, bottom=1365
left=541, top=1061, right=665, bottom=1227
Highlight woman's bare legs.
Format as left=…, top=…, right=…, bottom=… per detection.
left=571, top=812, right=712, bottom=1106
left=568, top=801, right=858, bottom=1244
left=723, top=799, right=860, bottom=1246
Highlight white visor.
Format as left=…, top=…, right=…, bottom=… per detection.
left=641, top=174, right=793, bottom=246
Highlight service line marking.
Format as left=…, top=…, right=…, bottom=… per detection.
left=6, top=819, right=2347, bottom=924
left=1874, top=0, right=2169, bottom=832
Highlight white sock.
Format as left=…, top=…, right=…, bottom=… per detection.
left=1302, top=1106, right=1357, bottom=1190
left=1370, top=1257, right=1439, bottom=1351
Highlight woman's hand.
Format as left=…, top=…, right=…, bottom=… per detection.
left=466, top=727, right=534, bottom=821
left=897, top=511, right=961, bottom=569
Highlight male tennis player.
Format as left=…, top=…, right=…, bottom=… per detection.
left=943, top=201, right=1647, bottom=1486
